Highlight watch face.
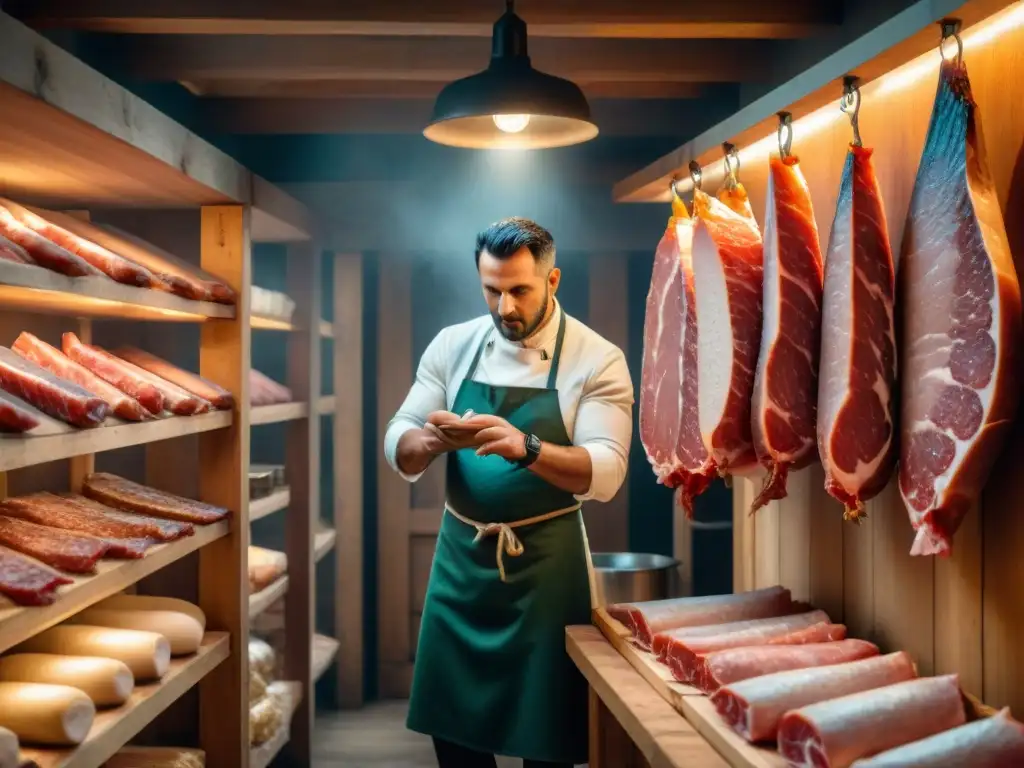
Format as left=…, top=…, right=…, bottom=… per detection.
left=527, top=434, right=541, bottom=453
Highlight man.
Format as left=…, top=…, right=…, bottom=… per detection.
left=384, top=217, right=633, bottom=767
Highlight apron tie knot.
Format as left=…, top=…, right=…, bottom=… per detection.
left=445, top=502, right=581, bottom=583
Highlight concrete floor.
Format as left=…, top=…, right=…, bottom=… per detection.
left=312, top=700, right=520, bottom=768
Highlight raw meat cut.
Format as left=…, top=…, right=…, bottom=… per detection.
left=12, top=333, right=150, bottom=422
left=711, top=651, right=917, bottom=743
left=850, top=706, right=1024, bottom=766
left=0, top=347, right=110, bottom=428
left=639, top=195, right=715, bottom=515
left=107, top=357, right=212, bottom=416
left=0, top=516, right=108, bottom=573
left=0, top=234, right=32, bottom=264
left=607, top=585, right=792, bottom=651
left=691, top=183, right=765, bottom=478
left=778, top=673, right=965, bottom=767
left=61, top=333, right=164, bottom=415
left=1, top=493, right=191, bottom=547
left=818, top=144, right=897, bottom=521
left=250, top=369, right=292, bottom=406
left=898, top=58, right=1022, bottom=556
left=0, top=199, right=155, bottom=287
left=0, top=205, right=101, bottom=277
left=0, top=544, right=73, bottom=606
left=83, top=473, right=231, bottom=525
left=667, top=622, right=846, bottom=684
left=59, top=495, right=193, bottom=541
left=691, top=639, right=879, bottom=693
left=751, top=153, right=824, bottom=512
left=652, top=609, right=830, bottom=662
left=0, top=391, right=41, bottom=433
left=113, top=347, right=234, bottom=410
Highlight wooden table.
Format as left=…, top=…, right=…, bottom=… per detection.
left=566, top=625, right=728, bottom=768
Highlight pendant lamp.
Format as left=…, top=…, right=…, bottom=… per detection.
left=423, top=1, right=599, bottom=149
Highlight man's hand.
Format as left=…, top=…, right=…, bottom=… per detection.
left=463, top=414, right=528, bottom=461
left=395, top=411, right=484, bottom=475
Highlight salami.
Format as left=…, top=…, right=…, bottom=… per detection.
left=0, top=347, right=110, bottom=428
left=0, top=516, right=108, bottom=573
left=0, top=544, right=73, bottom=606
left=0, top=205, right=101, bottom=277
left=12, top=333, right=150, bottom=422
left=0, top=391, right=41, bottom=433
left=59, top=495, right=193, bottom=541
left=83, top=473, right=230, bottom=525
left=61, top=333, right=164, bottom=415
left=113, top=347, right=234, bottom=410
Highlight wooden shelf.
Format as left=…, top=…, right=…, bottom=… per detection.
left=20, top=632, right=230, bottom=768
left=0, top=411, right=232, bottom=473
left=0, top=262, right=234, bottom=322
left=250, top=402, right=309, bottom=426
left=317, top=395, right=336, bottom=415
left=0, top=522, right=229, bottom=654
left=319, top=319, right=334, bottom=338
left=312, top=635, right=340, bottom=684
left=250, top=488, right=290, bottom=522
left=314, top=528, right=337, bottom=563
left=250, top=575, right=289, bottom=619
left=250, top=315, right=296, bottom=332
left=249, top=681, right=302, bottom=768
left=612, top=0, right=1020, bottom=202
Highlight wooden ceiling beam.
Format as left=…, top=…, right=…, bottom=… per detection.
left=198, top=98, right=708, bottom=137
left=184, top=79, right=711, bottom=101
left=117, top=36, right=778, bottom=84
left=11, top=0, right=841, bottom=39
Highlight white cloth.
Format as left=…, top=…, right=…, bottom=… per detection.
left=384, top=301, right=634, bottom=503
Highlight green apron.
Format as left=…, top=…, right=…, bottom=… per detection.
left=407, top=312, right=593, bottom=764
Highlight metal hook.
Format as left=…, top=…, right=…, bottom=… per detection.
left=670, top=178, right=681, bottom=199
left=688, top=160, right=703, bottom=191
left=777, top=112, right=793, bottom=159
left=722, top=142, right=741, bottom=189
left=841, top=75, right=863, bottom=147
left=939, top=18, right=963, bottom=64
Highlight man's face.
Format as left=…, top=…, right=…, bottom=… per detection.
left=478, top=247, right=560, bottom=342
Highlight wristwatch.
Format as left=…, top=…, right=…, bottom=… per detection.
left=517, top=433, right=542, bottom=468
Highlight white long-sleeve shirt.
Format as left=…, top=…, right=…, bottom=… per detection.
left=383, top=301, right=634, bottom=503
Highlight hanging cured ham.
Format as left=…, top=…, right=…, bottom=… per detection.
left=639, top=190, right=714, bottom=515
left=751, top=150, right=824, bottom=513
left=897, top=49, right=1022, bottom=556
left=817, top=138, right=897, bottom=521
left=692, top=174, right=764, bottom=479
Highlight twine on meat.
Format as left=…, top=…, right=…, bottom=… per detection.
left=445, top=502, right=582, bottom=582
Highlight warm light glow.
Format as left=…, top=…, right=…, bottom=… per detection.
left=250, top=314, right=296, bottom=332
left=664, top=0, right=1024, bottom=201
left=492, top=114, right=532, bottom=133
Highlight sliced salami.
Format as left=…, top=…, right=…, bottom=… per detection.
left=0, top=544, right=73, bottom=606
left=0, top=516, right=108, bottom=573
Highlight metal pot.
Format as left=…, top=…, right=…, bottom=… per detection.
left=591, top=552, right=684, bottom=605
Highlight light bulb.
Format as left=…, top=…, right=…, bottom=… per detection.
left=492, top=114, right=531, bottom=133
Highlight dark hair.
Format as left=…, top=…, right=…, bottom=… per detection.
left=474, top=217, right=555, bottom=268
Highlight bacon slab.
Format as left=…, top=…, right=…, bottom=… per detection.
left=898, top=58, right=1022, bottom=556
left=12, top=333, right=150, bottom=422
left=850, top=706, right=1024, bottom=767
left=0, top=347, right=109, bottom=428
left=62, top=333, right=164, bottom=415
left=113, top=347, right=234, bottom=410
left=712, top=651, right=917, bottom=743
left=607, top=586, right=792, bottom=651
left=652, top=609, right=829, bottom=662
left=692, top=639, right=879, bottom=694
left=817, top=145, right=897, bottom=521
left=0, top=516, right=108, bottom=573
left=692, top=182, right=765, bottom=479
left=751, top=153, right=824, bottom=512
left=83, top=473, right=230, bottom=525
left=0, top=205, right=101, bottom=277
left=59, top=495, right=192, bottom=541
left=0, top=544, right=73, bottom=606
left=778, top=674, right=965, bottom=767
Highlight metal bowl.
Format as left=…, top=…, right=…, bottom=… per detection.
left=591, top=552, right=684, bottom=605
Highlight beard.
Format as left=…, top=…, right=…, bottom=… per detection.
left=492, top=286, right=550, bottom=342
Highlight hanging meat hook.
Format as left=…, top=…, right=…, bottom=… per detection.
left=841, top=75, right=863, bottom=147
left=939, top=18, right=964, bottom=65
left=777, top=112, right=793, bottom=159
left=688, top=160, right=703, bottom=191
left=722, top=142, right=741, bottom=189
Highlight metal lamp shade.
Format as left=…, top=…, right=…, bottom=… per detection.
left=423, top=3, right=598, bottom=149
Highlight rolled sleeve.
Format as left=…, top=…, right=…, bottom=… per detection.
left=573, top=347, right=634, bottom=503
left=383, top=329, right=449, bottom=482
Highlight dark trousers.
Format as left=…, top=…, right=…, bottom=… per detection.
left=433, top=737, right=573, bottom=768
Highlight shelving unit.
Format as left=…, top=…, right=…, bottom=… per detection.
left=0, top=8, right=352, bottom=766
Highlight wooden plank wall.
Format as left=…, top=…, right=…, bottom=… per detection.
left=729, top=15, right=1024, bottom=713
